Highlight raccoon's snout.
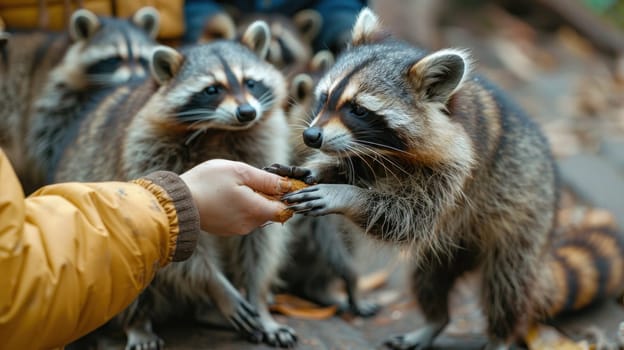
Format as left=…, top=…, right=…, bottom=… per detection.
left=303, top=127, right=323, bottom=148
left=236, top=104, right=257, bottom=122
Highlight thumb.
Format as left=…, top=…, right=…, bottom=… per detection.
left=244, top=188, right=289, bottom=221
left=239, top=165, right=292, bottom=196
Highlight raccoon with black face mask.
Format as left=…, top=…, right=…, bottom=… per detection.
left=267, top=8, right=624, bottom=350
left=54, top=21, right=296, bottom=349
left=20, top=7, right=159, bottom=194
left=277, top=49, right=381, bottom=317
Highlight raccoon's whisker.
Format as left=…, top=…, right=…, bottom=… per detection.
left=184, top=127, right=206, bottom=146
left=353, top=143, right=409, bottom=180
left=345, top=144, right=378, bottom=183
left=258, top=96, right=275, bottom=108
left=339, top=149, right=357, bottom=185
left=356, top=139, right=415, bottom=157
left=173, top=109, right=220, bottom=117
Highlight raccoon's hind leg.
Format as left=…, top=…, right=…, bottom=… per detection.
left=384, top=250, right=472, bottom=350
left=342, top=266, right=381, bottom=317
left=235, top=226, right=297, bottom=348
left=481, top=242, right=537, bottom=350
left=125, top=318, right=163, bottom=350
left=119, top=293, right=164, bottom=350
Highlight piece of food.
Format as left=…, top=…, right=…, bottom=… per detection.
left=257, top=177, right=309, bottom=223
left=274, top=178, right=308, bottom=222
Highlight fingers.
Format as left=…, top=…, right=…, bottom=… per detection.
left=237, top=163, right=293, bottom=196
left=242, top=187, right=288, bottom=222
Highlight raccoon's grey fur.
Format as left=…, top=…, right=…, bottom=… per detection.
left=54, top=22, right=295, bottom=349
left=267, top=8, right=624, bottom=349
left=22, top=7, right=159, bottom=194
left=279, top=49, right=380, bottom=317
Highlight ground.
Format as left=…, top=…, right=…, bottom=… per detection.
left=99, top=2, right=624, bottom=349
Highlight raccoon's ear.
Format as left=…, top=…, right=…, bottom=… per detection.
left=200, top=12, right=236, bottom=42
left=241, top=21, right=271, bottom=59
left=293, top=9, right=322, bottom=43
left=409, top=49, right=471, bottom=104
left=290, top=74, right=314, bottom=103
left=132, top=7, right=160, bottom=39
left=69, top=9, right=100, bottom=41
left=351, top=8, right=389, bottom=46
left=150, top=46, right=183, bottom=84
left=310, top=50, right=334, bottom=72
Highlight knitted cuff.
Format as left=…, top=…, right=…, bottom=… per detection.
left=141, top=171, right=200, bottom=261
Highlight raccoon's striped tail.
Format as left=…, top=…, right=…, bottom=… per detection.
left=543, top=211, right=624, bottom=318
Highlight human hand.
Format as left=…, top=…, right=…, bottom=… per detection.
left=180, top=159, right=293, bottom=236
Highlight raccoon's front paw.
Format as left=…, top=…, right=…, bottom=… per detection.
left=225, top=297, right=264, bottom=341
left=384, top=322, right=445, bottom=350
left=261, top=323, right=298, bottom=348
left=348, top=299, right=381, bottom=318
left=264, top=163, right=317, bottom=184
left=384, top=333, right=431, bottom=350
left=282, top=184, right=356, bottom=216
left=125, top=329, right=164, bottom=350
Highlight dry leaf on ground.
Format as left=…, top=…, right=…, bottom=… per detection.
left=270, top=294, right=337, bottom=320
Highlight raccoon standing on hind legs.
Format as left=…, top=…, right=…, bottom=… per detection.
left=278, top=49, right=381, bottom=317
left=268, top=8, right=624, bottom=349
left=54, top=21, right=296, bottom=349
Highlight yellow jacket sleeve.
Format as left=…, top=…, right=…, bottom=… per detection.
left=0, top=150, right=199, bottom=349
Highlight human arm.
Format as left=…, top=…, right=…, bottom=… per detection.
left=0, top=150, right=288, bottom=349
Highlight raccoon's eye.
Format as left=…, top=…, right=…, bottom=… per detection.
left=204, top=85, right=222, bottom=95
left=245, top=79, right=256, bottom=89
left=86, top=56, right=123, bottom=75
left=350, top=104, right=369, bottom=117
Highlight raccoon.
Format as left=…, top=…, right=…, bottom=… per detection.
left=267, top=8, right=624, bottom=349
left=54, top=22, right=296, bottom=348
left=278, top=49, right=380, bottom=317
left=200, top=9, right=321, bottom=76
left=22, top=7, right=159, bottom=193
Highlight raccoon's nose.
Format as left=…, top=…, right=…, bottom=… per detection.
left=236, top=104, right=257, bottom=122
left=303, top=127, right=323, bottom=148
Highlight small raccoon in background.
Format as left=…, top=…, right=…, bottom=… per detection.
left=54, top=22, right=296, bottom=349
left=14, top=7, right=159, bottom=194
left=268, top=8, right=624, bottom=349
left=200, top=9, right=321, bottom=76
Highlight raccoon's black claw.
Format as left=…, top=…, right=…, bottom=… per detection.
left=282, top=187, right=319, bottom=202
left=287, top=202, right=325, bottom=214
left=264, top=163, right=312, bottom=181
left=227, top=297, right=263, bottom=339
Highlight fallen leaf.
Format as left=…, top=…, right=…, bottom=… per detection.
left=358, top=269, right=390, bottom=292
left=270, top=294, right=337, bottom=320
